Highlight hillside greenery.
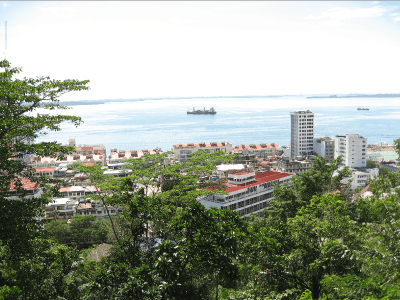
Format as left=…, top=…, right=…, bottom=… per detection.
left=2, top=60, right=400, bottom=299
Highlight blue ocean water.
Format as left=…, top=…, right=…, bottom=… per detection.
left=36, top=96, right=400, bottom=156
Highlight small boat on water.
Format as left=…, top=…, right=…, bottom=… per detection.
left=357, top=108, right=369, bottom=110
left=187, top=107, right=217, bottom=115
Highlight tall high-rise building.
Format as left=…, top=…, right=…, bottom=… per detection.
left=334, top=133, right=367, bottom=168
left=290, top=110, right=314, bottom=158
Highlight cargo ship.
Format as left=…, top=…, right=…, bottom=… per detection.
left=187, top=107, right=217, bottom=115
left=357, top=108, right=369, bottom=110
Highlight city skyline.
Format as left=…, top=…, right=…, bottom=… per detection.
left=1, top=1, right=399, bottom=101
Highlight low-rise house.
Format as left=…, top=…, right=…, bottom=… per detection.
left=340, top=168, right=379, bottom=190
left=76, top=200, right=121, bottom=217
left=172, top=142, right=232, bottom=162
left=199, top=170, right=293, bottom=219
left=44, top=198, right=78, bottom=220
left=379, top=162, right=400, bottom=172
left=34, top=167, right=55, bottom=179
left=6, top=178, right=42, bottom=200
left=59, top=185, right=100, bottom=201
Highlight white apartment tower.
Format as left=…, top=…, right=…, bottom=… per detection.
left=290, top=110, right=314, bottom=158
left=334, top=133, right=367, bottom=168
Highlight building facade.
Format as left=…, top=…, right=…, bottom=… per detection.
left=314, top=137, right=335, bottom=161
left=290, top=110, right=314, bottom=158
left=334, top=134, right=367, bottom=168
left=108, top=148, right=163, bottom=164
left=172, top=142, right=233, bottom=162
left=276, top=157, right=312, bottom=175
left=199, top=170, right=293, bottom=219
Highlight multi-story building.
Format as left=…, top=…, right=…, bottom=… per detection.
left=334, top=134, right=367, bottom=168
left=290, top=110, right=314, bottom=158
left=108, top=148, right=163, bottom=164
left=341, top=168, right=379, bottom=190
left=44, top=198, right=78, bottom=220
left=233, top=143, right=279, bottom=159
left=314, top=137, right=335, bottom=161
left=199, top=170, right=293, bottom=219
left=276, top=157, right=312, bottom=175
left=58, top=185, right=100, bottom=201
left=68, top=138, right=107, bottom=166
left=75, top=200, right=122, bottom=217
left=172, top=142, right=233, bottom=162
left=44, top=198, right=122, bottom=219
left=27, top=139, right=107, bottom=168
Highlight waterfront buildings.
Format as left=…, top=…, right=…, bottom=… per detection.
left=68, top=138, right=107, bottom=166
left=28, top=139, right=107, bottom=168
left=233, top=143, right=279, bottom=159
left=108, top=148, right=163, bottom=164
left=290, top=110, right=314, bottom=158
left=172, top=142, right=233, bottom=162
left=334, top=134, right=367, bottom=168
left=199, top=170, right=293, bottom=219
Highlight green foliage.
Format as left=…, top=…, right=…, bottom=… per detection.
left=378, top=167, right=390, bottom=176
left=366, top=160, right=378, bottom=168
left=45, top=216, right=109, bottom=248
left=0, top=60, right=89, bottom=253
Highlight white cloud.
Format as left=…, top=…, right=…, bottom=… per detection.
left=392, top=13, right=400, bottom=23
left=37, top=5, right=77, bottom=17
left=321, top=20, right=345, bottom=27
left=2, top=2, right=9, bottom=8
left=305, top=6, right=386, bottom=21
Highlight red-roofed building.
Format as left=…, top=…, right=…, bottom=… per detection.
left=108, top=148, right=163, bottom=164
left=172, top=142, right=233, bottom=162
left=6, top=178, right=42, bottom=200
left=199, top=170, right=293, bottom=219
left=34, top=167, right=55, bottom=178
left=233, top=143, right=279, bottom=158
left=232, top=143, right=279, bottom=166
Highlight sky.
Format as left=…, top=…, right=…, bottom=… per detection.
left=0, top=1, right=399, bottom=101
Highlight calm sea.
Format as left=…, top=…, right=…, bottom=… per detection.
left=36, top=96, right=400, bottom=156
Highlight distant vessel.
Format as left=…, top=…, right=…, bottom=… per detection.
left=357, top=108, right=369, bottom=110
left=187, top=107, right=217, bottom=115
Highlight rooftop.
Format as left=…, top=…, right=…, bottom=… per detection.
left=173, top=142, right=230, bottom=149
left=204, top=171, right=292, bottom=193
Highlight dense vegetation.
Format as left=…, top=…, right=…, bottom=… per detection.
left=2, top=60, right=400, bottom=299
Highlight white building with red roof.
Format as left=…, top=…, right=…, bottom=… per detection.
left=199, top=170, right=293, bottom=218
left=59, top=185, right=100, bottom=201
left=172, top=142, right=232, bottom=162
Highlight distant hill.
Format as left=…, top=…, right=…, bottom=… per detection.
left=307, top=94, right=400, bottom=99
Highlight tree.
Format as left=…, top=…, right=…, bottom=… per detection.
left=0, top=60, right=89, bottom=293
left=270, top=156, right=352, bottom=221
left=366, top=160, right=378, bottom=168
